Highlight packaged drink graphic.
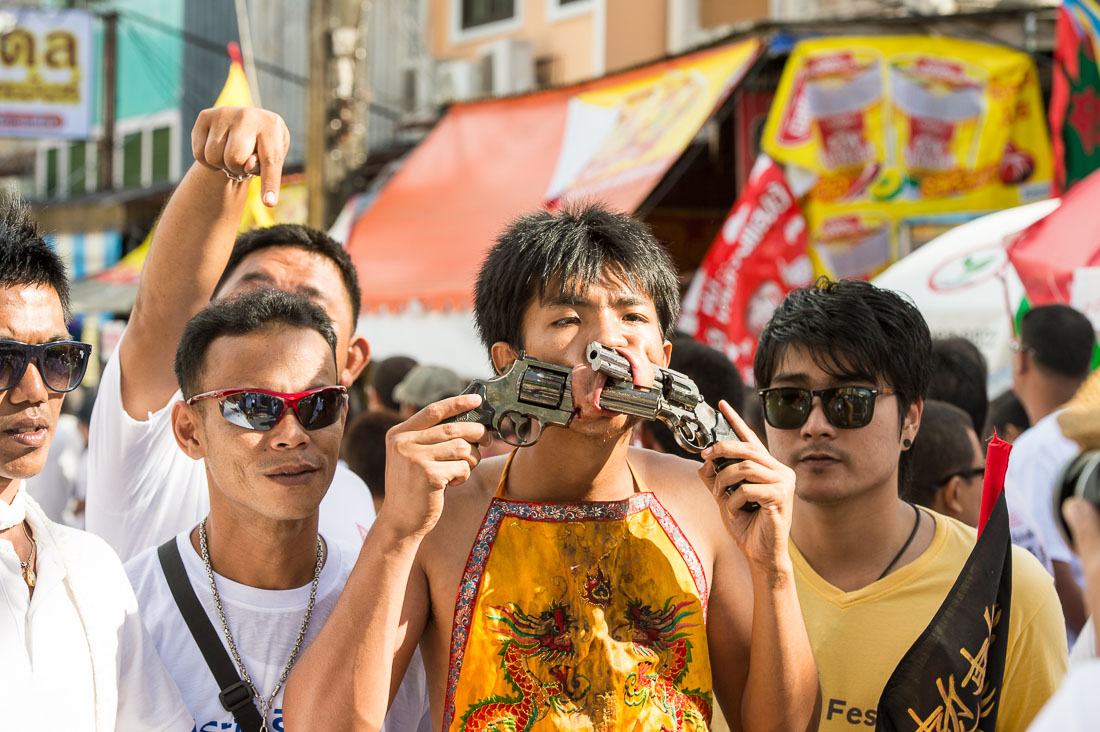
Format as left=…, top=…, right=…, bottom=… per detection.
left=891, top=56, right=985, bottom=175
left=803, top=53, right=884, bottom=173
left=813, top=213, right=893, bottom=280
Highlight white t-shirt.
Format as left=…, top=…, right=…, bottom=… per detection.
left=0, top=500, right=192, bottom=732
left=126, top=532, right=430, bottom=732
left=1026, top=659, right=1100, bottom=731
left=1004, top=411, right=1082, bottom=580
left=87, top=344, right=376, bottom=562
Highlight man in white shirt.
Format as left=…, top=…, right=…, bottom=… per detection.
left=1028, top=482, right=1100, bottom=730
left=1005, top=304, right=1097, bottom=637
left=86, top=106, right=375, bottom=563
left=126, top=287, right=428, bottom=731
left=0, top=191, right=193, bottom=731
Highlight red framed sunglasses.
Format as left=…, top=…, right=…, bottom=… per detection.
left=186, top=386, right=348, bottom=432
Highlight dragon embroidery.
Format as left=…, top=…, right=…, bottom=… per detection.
left=622, top=597, right=712, bottom=730
left=460, top=603, right=575, bottom=731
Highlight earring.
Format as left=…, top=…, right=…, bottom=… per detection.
left=903, top=438, right=912, bottom=449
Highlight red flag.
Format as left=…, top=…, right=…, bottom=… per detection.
left=978, top=432, right=1013, bottom=537
left=678, top=156, right=812, bottom=383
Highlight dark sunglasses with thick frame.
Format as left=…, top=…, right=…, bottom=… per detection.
left=0, top=340, right=92, bottom=394
left=186, top=386, right=348, bottom=432
left=757, top=386, right=897, bottom=430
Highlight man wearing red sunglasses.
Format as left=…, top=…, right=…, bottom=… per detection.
left=0, top=192, right=193, bottom=730
left=125, top=287, right=426, bottom=732
left=85, top=107, right=376, bottom=564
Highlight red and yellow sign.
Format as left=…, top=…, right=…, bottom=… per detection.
left=762, top=36, right=1053, bottom=280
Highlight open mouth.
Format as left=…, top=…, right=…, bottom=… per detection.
left=4, top=421, right=48, bottom=447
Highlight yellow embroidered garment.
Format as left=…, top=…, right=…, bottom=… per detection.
left=443, top=457, right=712, bottom=731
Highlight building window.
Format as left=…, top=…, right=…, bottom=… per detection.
left=151, top=126, right=171, bottom=184
left=122, top=132, right=142, bottom=189
left=68, top=142, right=86, bottom=196
left=461, top=0, right=515, bottom=30
left=46, top=148, right=60, bottom=198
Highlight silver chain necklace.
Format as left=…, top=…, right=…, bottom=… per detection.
left=199, top=518, right=323, bottom=732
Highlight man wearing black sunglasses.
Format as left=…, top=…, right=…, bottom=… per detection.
left=743, top=277, right=1066, bottom=731
left=85, top=107, right=376, bottom=565
left=0, top=192, right=193, bottom=730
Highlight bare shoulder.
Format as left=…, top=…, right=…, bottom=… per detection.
left=629, top=447, right=723, bottom=525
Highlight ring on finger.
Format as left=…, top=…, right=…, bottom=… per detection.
left=223, top=168, right=254, bottom=183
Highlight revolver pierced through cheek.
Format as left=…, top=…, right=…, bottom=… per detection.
left=443, top=354, right=575, bottom=447
left=586, top=342, right=759, bottom=512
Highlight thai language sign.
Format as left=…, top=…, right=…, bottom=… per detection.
left=679, top=156, right=812, bottom=383
left=0, top=9, right=93, bottom=139
left=762, top=36, right=1052, bottom=280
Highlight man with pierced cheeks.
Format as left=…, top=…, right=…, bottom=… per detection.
left=287, top=206, right=820, bottom=732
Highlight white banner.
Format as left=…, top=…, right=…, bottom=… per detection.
left=0, top=8, right=93, bottom=139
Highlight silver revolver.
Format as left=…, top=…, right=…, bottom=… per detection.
left=444, top=353, right=575, bottom=447
left=586, top=341, right=758, bottom=511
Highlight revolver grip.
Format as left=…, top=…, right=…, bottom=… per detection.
left=715, top=458, right=760, bottom=513
left=442, top=383, right=494, bottom=429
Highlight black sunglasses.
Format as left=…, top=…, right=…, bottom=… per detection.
left=758, top=386, right=896, bottom=430
left=0, top=340, right=92, bottom=394
left=938, top=465, right=985, bottom=485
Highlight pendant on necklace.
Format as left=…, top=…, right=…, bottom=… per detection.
left=21, top=563, right=35, bottom=588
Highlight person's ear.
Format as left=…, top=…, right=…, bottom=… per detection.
left=341, top=335, right=370, bottom=385
left=901, top=398, right=923, bottom=448
left=172, top=400, right=207, bottom=460
left=661, top=339, right=673, bottom=368
left=490, top=341, right=520, bottom=375
left=939, top=477, right=965, bottom=517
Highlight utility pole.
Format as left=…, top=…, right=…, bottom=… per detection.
left=306, top=0, right=368, bottom=230
left=98, top=11, right=118, bottom=192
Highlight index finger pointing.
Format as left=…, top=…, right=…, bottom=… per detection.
left=401, top=393, right=484, bottom=432
left=256, top=129, right=286, bottom=207
left=718, top=399, right=766, bottom=450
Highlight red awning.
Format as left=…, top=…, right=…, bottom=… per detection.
left=347, top=38, right=763, bottom=312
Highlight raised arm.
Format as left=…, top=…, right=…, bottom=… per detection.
left=119, top=107, right=288, bottom=418
left=284, top=394, right=487, bottom=731
left=700, top=401, right=820, bottom=732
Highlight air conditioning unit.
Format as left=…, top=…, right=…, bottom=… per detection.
left=477, top=39, right=534, bottom=97
left=434, top=59, right=476, bottom=106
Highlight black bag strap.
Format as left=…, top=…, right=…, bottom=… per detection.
left=157, top=538, right=265, bottom=732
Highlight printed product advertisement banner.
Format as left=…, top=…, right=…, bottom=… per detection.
left=546, top=39, right=761, bottom=210
left=0, top=9, right=93, bottom=139
left=761, top=36, right=1053, bottom=281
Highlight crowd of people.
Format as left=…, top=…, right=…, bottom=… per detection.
left=3, top=105, right=1100, bottom=732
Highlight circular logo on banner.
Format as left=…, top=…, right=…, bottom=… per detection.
left=928, top=245, right=1007, bottom=292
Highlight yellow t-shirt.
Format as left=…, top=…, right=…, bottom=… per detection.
left=792, top=509, right=1067, bottom=732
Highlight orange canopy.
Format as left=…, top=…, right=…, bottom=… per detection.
left=347, top=39, right=762, bottom=312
